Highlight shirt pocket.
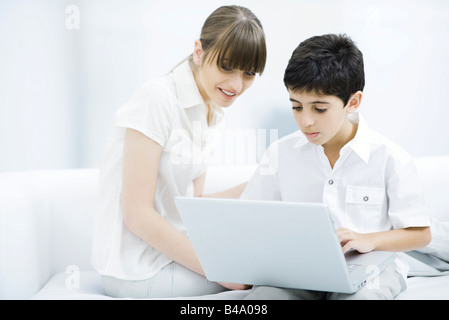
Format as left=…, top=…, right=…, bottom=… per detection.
left=345, top=185, right=386, bottom=232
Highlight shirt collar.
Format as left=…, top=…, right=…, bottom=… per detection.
left=294, top=112, right=372, bottom=163
left=342, top=112, right=371, bottom=163
left=172, top=60, right=225, bottom=126
left=173, top=60, right=204, bottom=109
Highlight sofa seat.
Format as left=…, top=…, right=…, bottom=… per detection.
left=1, top=156, right=449, bottom=300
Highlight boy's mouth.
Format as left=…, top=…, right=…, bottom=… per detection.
left=304, top=132, right=319, bottom=139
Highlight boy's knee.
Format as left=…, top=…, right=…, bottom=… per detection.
left=329, top=265, right=404, bottom=300
left=330, top=287, right=391, bottom=300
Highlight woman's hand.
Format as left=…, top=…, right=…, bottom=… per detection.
left=217, top=282, right=252, bottom=291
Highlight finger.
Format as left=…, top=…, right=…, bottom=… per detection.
left=337, top=230, right=353, bottom=243
left=341, top=241, right=353, bottom=254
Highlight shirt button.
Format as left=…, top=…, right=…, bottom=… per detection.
left=328, top=179, right=334, bottom=185
left=363, top=196, right=369, bottom=202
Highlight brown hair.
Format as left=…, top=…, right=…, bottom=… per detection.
left=194, top=5, right=266, bottom=75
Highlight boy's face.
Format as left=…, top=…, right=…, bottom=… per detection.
left=288, top=89, right=361, bottom=149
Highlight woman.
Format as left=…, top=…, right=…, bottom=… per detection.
left=91, top=5, right=267, bottom=298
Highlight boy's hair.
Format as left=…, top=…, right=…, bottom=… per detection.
left=283, top=34, right=365, bottom=106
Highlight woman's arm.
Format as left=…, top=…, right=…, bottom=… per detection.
left=337, top=226, right=431, bottom=254
left=121, top=129, right=249, bottom=290
left=121, top=128, right=205, bottom=276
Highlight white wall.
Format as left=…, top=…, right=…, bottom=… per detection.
left=1, top=0, right=448, bottom=171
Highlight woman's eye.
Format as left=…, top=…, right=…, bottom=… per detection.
left=292, top=106, right=302, bottom=111
left=315, top=108, right=327, bottom=113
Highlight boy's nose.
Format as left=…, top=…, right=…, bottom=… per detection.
left=301, top=115, right=315, bottom=127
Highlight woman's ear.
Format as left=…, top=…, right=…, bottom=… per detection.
left=345, top=91, right=363, bottom=114
left=192, top=40, right=203, bottom=66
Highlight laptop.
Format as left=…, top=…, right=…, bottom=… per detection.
left=174, top=197, right=395, bottom=294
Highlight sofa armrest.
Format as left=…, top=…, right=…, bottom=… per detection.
left=0, top=169, right=98, bottom=299
left=0, top=171, right=52, bottom=299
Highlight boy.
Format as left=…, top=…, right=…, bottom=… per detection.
left=242, top=34, right=431, bottom=300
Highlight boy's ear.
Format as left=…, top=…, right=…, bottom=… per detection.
left=345, top=91, right=363, bottom=114
left=193, top=40, right=204, bottom=66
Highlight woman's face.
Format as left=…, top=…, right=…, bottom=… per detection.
left=192, top=41, right=257, bottom=107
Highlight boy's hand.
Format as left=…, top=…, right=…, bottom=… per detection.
left=336, top=228, right=376, bottom=254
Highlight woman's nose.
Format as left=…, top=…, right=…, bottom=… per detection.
left=228, top=72, right=243, bottom=93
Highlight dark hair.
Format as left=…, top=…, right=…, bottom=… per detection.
left=198, top=5, right=267, bottom=75
left=283, top=34, right=365, bottom=105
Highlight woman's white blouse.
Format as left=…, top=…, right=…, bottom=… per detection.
left=91, top=61, right=224, bottom=280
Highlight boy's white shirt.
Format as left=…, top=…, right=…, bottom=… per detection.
left=241, top=112, right=430, bottom=280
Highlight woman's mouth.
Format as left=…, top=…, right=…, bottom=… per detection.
left=219, top=88, right=237, bottom=98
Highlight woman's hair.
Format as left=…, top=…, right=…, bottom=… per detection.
left=284, top=34, right=365, bottom=106
left=193, top=5, right=266, bottom=75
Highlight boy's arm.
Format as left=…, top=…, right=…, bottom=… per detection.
left=337, top=226, right=431, bottom=254
left=193, top=172, right=248, bottom=199
left=338, top=156, right=431, bottom=255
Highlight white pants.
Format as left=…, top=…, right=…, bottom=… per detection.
left=101, top=262, right=226, bottom=298
left=244, top=264, right=406, bottom=300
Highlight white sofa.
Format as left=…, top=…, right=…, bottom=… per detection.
left=1, top=157, right=449, bottom=300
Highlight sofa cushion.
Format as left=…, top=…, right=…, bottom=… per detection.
left=30, top=271, right=109, bottom=300
left=30, top=271, right=250, bottom=300
left=415, top=156, right=449, bottom=222
left=30, top=270, right=449, bottom=300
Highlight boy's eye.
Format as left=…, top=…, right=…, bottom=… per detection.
left=245, top=71, right=256, bottom=77
left=221, top=65, right=233, bottom=72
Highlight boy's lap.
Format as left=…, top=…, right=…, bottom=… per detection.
left=244, top=264, right=404, bottom=300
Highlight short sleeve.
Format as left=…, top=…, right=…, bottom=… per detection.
left=241, top=142, right=282, bottom=201
left=114, top=82, right=175, bottom=146
left=387, top=158, right=431, bottom=229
